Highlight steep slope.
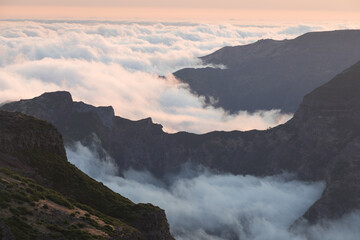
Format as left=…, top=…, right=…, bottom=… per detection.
left=0, top=168, right=140, bottom=240
left=173, top=30, right=360, bottom=113
left=2, top=61, right=360, bottom=223
left=0, top=111, right=174, bottom=240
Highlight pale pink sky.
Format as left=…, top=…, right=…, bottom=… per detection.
left=0, top=0, right=360, bottom=21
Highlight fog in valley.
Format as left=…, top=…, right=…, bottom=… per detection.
left=66, top=142, right=360, bottom=240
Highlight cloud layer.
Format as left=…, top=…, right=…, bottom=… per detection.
left=66, top=142, right=360, bottom=240
left=1, top=20, right=360, bottom=132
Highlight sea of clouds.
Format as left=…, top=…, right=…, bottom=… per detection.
left=66, top=142, right=360, bottom=240
left=2, top=19, right=360, bottom=239
left=1, top=20, right=359, bottom=133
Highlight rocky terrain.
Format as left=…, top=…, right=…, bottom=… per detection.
left=174, top=30, right=360, bottom=113
left=0, top=111, right=174, bottom=240
left=0, top=169, right=138, bottom=240
left=2, top=60, right=360, bottom=224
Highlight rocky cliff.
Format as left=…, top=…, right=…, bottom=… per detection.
left=2, top=61, right=360, bottom=224
left=174, top=30, right=360, bottom=113
left=0, top=111, right=174, bottom=240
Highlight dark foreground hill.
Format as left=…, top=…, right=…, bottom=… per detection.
left=0, top=111, right=174, bottom=240
left=173, top=30, right=360, bottom=113
left=2, top=61, right=360, bottom=224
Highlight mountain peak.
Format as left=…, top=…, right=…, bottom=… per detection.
left=30, top=91, right=74, bottom=108
left=36, top=91, right=73, bottom=101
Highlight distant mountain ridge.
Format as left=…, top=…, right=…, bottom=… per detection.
left=2, top=60, right=360, bottom=225
left=174, top=29, right=360, bottom=113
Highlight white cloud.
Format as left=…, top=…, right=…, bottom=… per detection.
left=1, top=20, right=359, bottom=133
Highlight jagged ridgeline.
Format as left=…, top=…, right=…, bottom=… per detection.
left=0, top=112, right=174, bottom=240
left=2, top=60, right=360, bottom=226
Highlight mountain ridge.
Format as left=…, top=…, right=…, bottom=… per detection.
left=174, top=29, right=360, bottom=113
left=2, top=60, right=360, bottom=224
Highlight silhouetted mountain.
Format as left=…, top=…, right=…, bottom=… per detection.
left=173, top=30, right=360, bottom=113
left=2, top=61, right=360, bottom=224
left=0, top=111, right=174, bottom=240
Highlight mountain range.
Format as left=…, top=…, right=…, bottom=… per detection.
left=173, top=30, right=360, bottom=113
left=2, top=60, right=360, bottom=226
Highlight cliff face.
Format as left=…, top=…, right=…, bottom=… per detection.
left=2, top=61, right=360, bottom=224
left=0, top=111, right=174, bottom=240
left=173, top=30, right=360, bottom=113
left=0, top=113, right=66, bottom=158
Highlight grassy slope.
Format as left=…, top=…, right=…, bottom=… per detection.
left=0, top=168, right=139, bottom=240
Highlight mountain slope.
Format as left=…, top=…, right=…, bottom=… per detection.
left=2, top=61, right=360, bottom=224
left=0, top=111, right=174, bottom=240
left=173, top=30, right=360, bottom=113
left=0, top=168, right=140, bottom=240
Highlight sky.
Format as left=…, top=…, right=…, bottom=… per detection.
left=1, top=0, right=360, bottom=21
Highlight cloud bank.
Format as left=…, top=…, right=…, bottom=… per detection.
left=66, top=142, right=360, bottom=240
left=1, top=21, right=360, bottom=133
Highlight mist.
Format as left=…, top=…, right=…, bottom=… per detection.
left=64, top=142, right=360, bottom=240
left=1, top=21, right=360, bottom=133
